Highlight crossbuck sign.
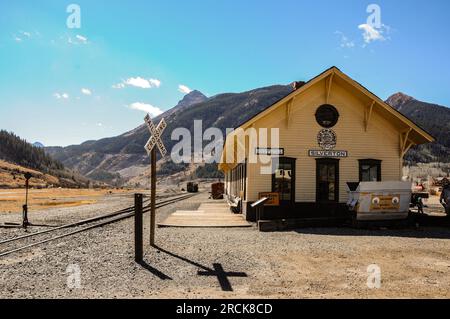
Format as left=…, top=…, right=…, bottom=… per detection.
left=144, top=114, right=167, bottom=157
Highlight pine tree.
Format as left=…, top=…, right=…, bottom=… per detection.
left=0, top=130, right=64, bottom=171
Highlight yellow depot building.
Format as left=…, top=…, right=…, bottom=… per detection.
left=219, top=67, right=434, bottom=222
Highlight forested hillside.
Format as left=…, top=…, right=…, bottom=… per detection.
left=0, top=130, right=90, bottom=188
left=0, top=130, right=64, bottom=172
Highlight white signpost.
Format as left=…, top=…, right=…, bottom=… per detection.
left=144, top=114, right=167, bottom=246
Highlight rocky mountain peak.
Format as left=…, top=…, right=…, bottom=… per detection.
left=159, top=90, right=208, bottom=119
left=386, top=92, right=415, bottom=110
left=177, top=90, right=208, bottom=109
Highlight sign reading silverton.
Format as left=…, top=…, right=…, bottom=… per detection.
left=308, top=150, right=348, bottom=158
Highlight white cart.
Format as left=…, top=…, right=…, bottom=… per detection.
left=347, top=181, right=412, bottom=221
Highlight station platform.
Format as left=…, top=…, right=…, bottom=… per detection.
left=158, top=201, right=252, bottom=228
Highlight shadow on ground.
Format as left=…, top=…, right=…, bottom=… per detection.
left=152, top=245, right=248, bottom=292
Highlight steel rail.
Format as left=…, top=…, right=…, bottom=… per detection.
left=0, top=193, right=196, bottom=258
left=0, top=193, right=195, bottom=249
left=0, top=206, right=134, bottom=245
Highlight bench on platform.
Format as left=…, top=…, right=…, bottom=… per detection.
left=225, top=195, right=241, bottom=214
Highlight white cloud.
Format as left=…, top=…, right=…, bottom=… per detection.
left=178, top=84, right=192, bottom=94
left=127, top=102, right=163, bottom=117
left=76, top=34, right=88, bottom=44
left=113, top=77, right=161, bottom=89
left=148, top=79, right=161, bottom=87
left=96, top=122, right=103, bottom=127
left=335, top=31, right=355, bottom=48
left=112, top=83, right=125, bottom=89
left=125, top=77, right=161, bottom=89
left=53, top=92, right=69, bottom=99
left=67, top=34, right=89, bottom=45
left=81, top=88, right=92, bottom=95
left=358, top=24, right=386, bottom=44
left=13, top=31, right=35, bottom=43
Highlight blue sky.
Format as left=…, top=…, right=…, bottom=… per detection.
left=1, top=0, right=449, bottom=146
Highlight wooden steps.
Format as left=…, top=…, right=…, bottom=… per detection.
left=158, top=202, right=252, bottom=228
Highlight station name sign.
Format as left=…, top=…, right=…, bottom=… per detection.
left=308, top=150, right=348, bottom=158
left=255, top=148, right=285, bottom=156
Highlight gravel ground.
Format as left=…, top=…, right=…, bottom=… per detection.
left=1, top=192, right=449, bottom=299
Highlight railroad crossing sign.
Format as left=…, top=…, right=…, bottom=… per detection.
left=141, top=114, right=168, bottom=249
left=144, top=114, right=167, bottom=157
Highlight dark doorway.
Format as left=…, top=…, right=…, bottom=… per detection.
left=316, top=158, right=339, bottom=202
left=272, top=157, right=296, bottom=205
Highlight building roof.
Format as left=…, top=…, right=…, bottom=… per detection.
left=219, top=67, right=435, bottom=172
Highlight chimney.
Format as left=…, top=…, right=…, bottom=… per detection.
left=291, top=81, right=306, bottom=90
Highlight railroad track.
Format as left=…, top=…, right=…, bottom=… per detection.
left=0, top=193, right=197, bottom=258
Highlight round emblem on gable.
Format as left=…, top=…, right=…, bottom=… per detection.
left=315, top=104, right=339, bottom=128
left=317, top=129, right=337, bottom=150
